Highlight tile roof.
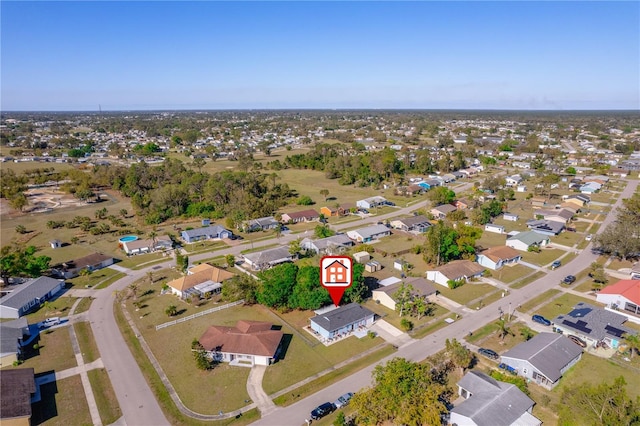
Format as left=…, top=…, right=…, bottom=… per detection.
left=452, top=370, right=537, bottom=426
left=0, top=368, right=35, bottom=420
left=599, top=280, right=640, bottom=305
left=502, top=333, right=582, bottom=382
left=199, top=320, right=283, bottom=357
left=310, top=303, right=374, bottom=333
left=168, top=264, right=235, bottom=292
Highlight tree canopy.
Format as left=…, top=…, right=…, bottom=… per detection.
left=0, top=244, right=51, bottom=286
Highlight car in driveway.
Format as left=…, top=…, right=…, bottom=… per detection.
left=585, top=234, right=593, bottom=241
left=551, top=260, right=561, bottom=270
left=334, top=392, right=354, bottom=409
left=310, top=402, right=335, bottom=420
left=568, top=335, right=587, bottom=348
left=563, top=275, right=576, bottom=284
left=532, top=315, right=551, bottom=326
left=478, top=348, right=499, bottom=360
left=39, top=317, right=60, bottom=329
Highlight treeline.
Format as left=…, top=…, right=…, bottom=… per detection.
left=90, top=159, right=294, bottom=225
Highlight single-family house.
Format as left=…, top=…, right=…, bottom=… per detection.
left=430, top=204, right=457, bottom=219
left=442, top=173, right=456, bottom=183
left=559, top=203, right=580, bottom=214
left=0, top=368, right=37, bottom=426
left=450, top=370, right=541, bottom=426
left=51, top=252, right=115, bottom=279
left=346, top=224, right=391, bottom=243
left=609, top=168, right=629, bottom=178
left=242, top=246, right=293, bottom=271
left=181, top=225, right=232, bottom=243
left=389, top=215, right=432, bottom=233
left=552, top=302, right=634, bottom=349
left=404, top=184, right=425, bottom=196
left=454, top=198, right=471, bottom=210
left=122, top=235, right=173, bottom=255
left=320, top=204, right=352, bottom=217
left=516, top=184, right=527, bottom=193
left=631, top=263, right=640, bottom=280
left=564, top=194, right=590, bottom=206
left=580, top=182, right=602, bottom=194
left=534, top=208, right=573, bottom=224
left=281, top=209, right=319, bottom=223
left=0, top=318, right=30, bottom=367
left=500, top=333, right=583, bottom=390
left=476, top=246, right=521, bottom=270
left=506, top=231, right=550, bottom=252
left=530, top=197, right=547, bottom=208
left=372, top=277, right=437, bottom=311
left=167, top=263, right=235, bottom=299
left=525, top=219, right=565, bottom=236
left=309, top=303, right=376, bottom=340
left=597, top=280, right=640, bottom=324
left=244, top=216, right=280, bottom=232
left=484, top=223, right=504, bottom=234
left=356, top=196, right=389, bottom=210
left=505, top=175, right=523, bottom=187
left=503, top=212, right=519, bottom=222
left=0, top=277, right=65, bottom=319
left=300, top=234, right=354, bottom=255
left=452, top=171, right=466, bottom=180
left=426, top=260, right=485, bottom=287
left=199, top=320, right=283, bottom=366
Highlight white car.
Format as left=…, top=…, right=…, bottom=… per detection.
left=585, top=234, right=593, bottom=241
left=334, top=392, right=354, bottom=409
left=39, top=317, right=60, bottom=328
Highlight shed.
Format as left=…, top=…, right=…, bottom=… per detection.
left=353, top=252, right=371, bottom=264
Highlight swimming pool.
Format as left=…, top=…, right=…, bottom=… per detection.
left=119, top=235, right=139, bottom=243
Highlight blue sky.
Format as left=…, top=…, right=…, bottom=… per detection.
left=1, top=1, right=638, bottom=110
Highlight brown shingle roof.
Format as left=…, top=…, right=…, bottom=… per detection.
left=168, top=264, right=235, bottom=292
left=0, top=368, right=35, bottom=420
left=435, top=260, right=485, bottom=280
left=199, top=321, right=283, bottom=357
left=284, top=209, right=319, bottom=220
left=481, top=246, right=521, bottom=263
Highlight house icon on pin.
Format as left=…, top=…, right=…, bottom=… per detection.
left=324, top=259, right=349, bottom=284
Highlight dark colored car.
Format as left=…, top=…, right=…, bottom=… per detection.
left=478, top=348, right=499, bottom=360
left=551, top=260, right=561, bottom=270
left=310, top=402, right=335, bottom=420
left=563, top=275, right=576, bottom=284
left=568, top=335, right=587, bottom=348
left=532, top=315, right=551, bottom=326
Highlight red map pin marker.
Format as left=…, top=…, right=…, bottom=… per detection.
left=320, top=256, right=353, bottom=307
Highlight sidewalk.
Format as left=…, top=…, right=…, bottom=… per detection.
left=68, top=322, right=103, bottom=425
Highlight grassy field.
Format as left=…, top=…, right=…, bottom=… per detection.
left=370, top=232, right=424, bottom=256
left=68, top=268, right=124, bottom=290
left=0, top=160, right=76, bottom=173
left=72, top=297, right=93, bottom=315
left=363, top=299, right=449, bottom=332
left=436, top=282, right=498, bottom=306
left=32, top=375, right=92, bottom=426
left=25, top=295, right=77, bottom=323
left=551, top=230, right=585, bottom=247
left=467, top=320, right=537, bottom=354
left=468, top=289, right=504, bottom=310
left=114, top=304, right=261, bottom=426
left=475, top=232, right=508, bottom=251
left=491, top=264, right=535, bottom=284
left=519, top=289, right=561, bottom=313
left=2, top=327, right=77, bottom=374
left=74, top=321, right=100, bottom=364
left=536, top=293, right=604, bottom=320
left=87, top=368, right=122, bottom=425
left=272, top=345, right=396, bottom=407
left=510, top=271, right=545, bottom=289
left=520, top=248, right=565, bottom=266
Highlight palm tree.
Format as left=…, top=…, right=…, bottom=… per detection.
left=128, top=283, right=139, bottom=300
left=625, top=334, right=640, bottom=359
left=149, top=229, right=158, bottom=247
left=165, top=305, right=178, bottom=317
left=274, top=224, right=283, bottom=239
left=146, top=271, right=154, bottom=285
left=496, top=319, right=512, bottom=341
left=320, top=189, right=330, bottom=201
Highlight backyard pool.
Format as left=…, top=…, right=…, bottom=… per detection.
left=119, top=235, right=139, bottom=243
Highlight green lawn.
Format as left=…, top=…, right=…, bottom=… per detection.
left=436, top=283, right=497, bottom=306
left=68, top=268, right=124, bottom=290
left=520, top=248, right=565, bottom=266
left=467, top=289, right=504, bottom=310
left=31, top=375, right=92, bottom=426
left=536, top=293, right=603, bottom=320
left=26, top=295, right=78, bottom=324
left=72, top=297, right=93, bottom=315
left=519, top=289, right=561, bottom=313
left=475, top=232, right=508, bottom=251
left=491, top=264, right=535, bottom=284
left=3, top=327, right=77, bottom=374
left=118, top=252, right=170, bottom=269
left=363, top=299, right=447, bottom=331
left=88, top=368, right=122, bottom=425
left=510, top=271, right=545, bottom=289
left=74, top=321, right=100, bottom=364
left=371, top=232, right=424, bottom=256
left=551, top=231, right=584, bottom=247
left=467, top=320, right=537, bottom=354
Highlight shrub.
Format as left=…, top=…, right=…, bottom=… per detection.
left=367, top=330, right=377, bottom=339
left=400, top=318, right=414, bottom=331
left=527, top=245, right=541, bottom=253
left=447, top=279, right=465, bottom=289
left=296, top=195, right=314, bottom=205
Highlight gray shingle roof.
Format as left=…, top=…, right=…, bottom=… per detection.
left=301, top=234, right=353, bottom=252
left=552, top=302, right=633, bottom=341
left=395, top=215, right=431, bottom=228
left=183, top=225, right=228, bottom=238
left=243, top=246, right=291, bottom=266
left=501, top=333, right=582, bottom=382
left=0, top=277, right=64, bottom=310
left=507, top=231, right=548, bottom=246
left=352, top=224, right=390, bottom=239
left=0, top=368, right=35, bottom=420
left=452, top=370, right=537, bottom=426
left=310, top=303, right=374, bottom=333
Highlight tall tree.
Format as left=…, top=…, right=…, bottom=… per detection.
left=257, top=263, right=298, bottom=309
left=393, top=282, right=414, bottom=317
left=444, top=338, right=473, bottom=375
left=0, top=244, right=51, bottom=286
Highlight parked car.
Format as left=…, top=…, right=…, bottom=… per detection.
left=478, top=348, right=499, bottom=360
left=310, top=402, right=335, bottom=420
left=551, top=260, right=561, bottom=270
left=532, top=315, right=551, bottom=326
left=563, top=275, right=576, bottom=284
left=498, top=363, right=518, bottom=375
left=568, top=335, right=587, bottom=348
left=566, top=227, right=576, bottom=232
left=334, top=392, right=354, bottom=409
left=39, top=317, right=60, bottom=329
left=585, top=234, right=593, bottom=241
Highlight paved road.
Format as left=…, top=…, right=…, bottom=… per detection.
left=251, top=179, right=638, bottom=425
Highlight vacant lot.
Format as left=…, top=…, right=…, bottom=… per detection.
left=436, top=282, right=498, bottom=306
left=32, top=375, right=92, bottom=426
left=520, top=248, right=565, bottom=266
left=363, top=299, right=449, bottom=332
left=510, top=271, right=545, bottom=289
left=491, top=264, right=534, bottom=284
left=468, top=320, right=537, bottom=354
left=475, top=232, right=507, bottom=251
left=68, top=268, right=124, bottom=290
